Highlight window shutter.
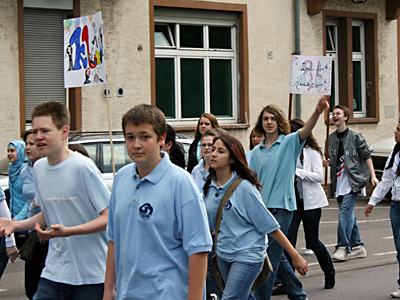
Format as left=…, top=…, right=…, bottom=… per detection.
left=24, top=8, right=66, bottom=121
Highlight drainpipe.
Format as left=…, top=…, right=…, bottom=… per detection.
left=295, top=0, right=301, bottom=118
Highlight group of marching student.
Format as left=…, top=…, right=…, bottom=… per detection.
left=2, top=96, right=400, bottom=300
left=190, top=96, right=331, bottom=300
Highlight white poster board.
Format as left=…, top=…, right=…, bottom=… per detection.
left=64, top=11, right=106, bottom=88
left=289, top=55, right=332, bottom=95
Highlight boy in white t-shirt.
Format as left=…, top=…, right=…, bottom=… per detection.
left=0, top=102, right=110, bottom=300
left=103, top=104, right=212, bottom=300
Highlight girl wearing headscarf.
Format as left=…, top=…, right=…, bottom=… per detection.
left=7, top=140, right=29, bottom=223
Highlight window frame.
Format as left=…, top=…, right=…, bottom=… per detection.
left=155, top=16, right=238, bottom=124
left=150, top=0, right=249, bottom=130
left=323, top=10, right=379, bottom=124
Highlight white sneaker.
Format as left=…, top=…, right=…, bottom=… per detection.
left=391, top=288, right=400, bottom=298
left=348, top=245, right=367, bottom=259
left=304, top=249, right=314, bottom=255
left=331, top=247, right=348, bottom=261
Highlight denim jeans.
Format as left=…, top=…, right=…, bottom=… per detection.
left=33, top=278, right=104, bottom=300
left=390, top=202, right=400, bottom=286
left=286, top=207, right=334, bottom=274
left=336, top=193, right=363, bottom=252
left=0, top=236, right=8, bottom=280
left=255, top=208, right=307, bottom=300
left=217, top=257, right=262, bottom=300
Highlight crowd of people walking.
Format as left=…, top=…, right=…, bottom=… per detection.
left=0, top=97, right=399, bottom=300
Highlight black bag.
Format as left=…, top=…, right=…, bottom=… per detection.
left=19, top=230, right=38, bottom=262
left=211, top=177, right=273, bottom=292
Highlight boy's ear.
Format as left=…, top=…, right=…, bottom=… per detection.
left=158, top=134, right=166, bottom=148
left=61, top=125, right=70, bottom=141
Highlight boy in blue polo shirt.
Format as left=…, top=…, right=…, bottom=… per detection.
left=249, top=96, right=329, bottom=300
left=103, top=104, right=212, bottom=300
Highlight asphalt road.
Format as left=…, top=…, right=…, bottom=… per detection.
left=0, top=197, right=397, bottom=299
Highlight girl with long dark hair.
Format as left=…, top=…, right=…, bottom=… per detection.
left=204, top=135, right=307, bottom=300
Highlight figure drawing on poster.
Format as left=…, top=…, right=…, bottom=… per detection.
left=64, top=11, right=106, bottom=88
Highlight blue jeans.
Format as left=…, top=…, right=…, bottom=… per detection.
left=33, top=278, right=104, bottom=300
left=286, top=207, right=334, bottom=274
left=255, top=208, right=307, bottom=300
left=336, top=193, right=363, bottom=252
left=217, top=257, right=262, bottom=300
left=0, top=236, right=8, bottom=280
left=390, top=202, right=400, bottom=286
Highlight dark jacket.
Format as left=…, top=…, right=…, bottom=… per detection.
left=187, top=138, right=200, bottom=173
left=326, top=128, right=373, bottom=193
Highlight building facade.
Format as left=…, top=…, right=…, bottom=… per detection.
left=0, top=0, right=399, bottom=157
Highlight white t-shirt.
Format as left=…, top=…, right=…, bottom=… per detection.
left=33, top=152, right=110, bottom=285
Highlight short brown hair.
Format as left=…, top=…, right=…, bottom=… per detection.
left=334, top=105, right=350, bottom=124
left=122, top=104, right=167, bottom=138
left=255, top=104, right=290, bottom=136
left=31, top=102, right=70, bottom=129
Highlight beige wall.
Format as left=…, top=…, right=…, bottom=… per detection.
left=0, top=1, right=21, bottom=154
left=0, top=0, right=398, bottom=159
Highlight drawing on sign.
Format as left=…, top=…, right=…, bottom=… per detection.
left=289, top=55, right=332, bottom=95
left=64, top=12, right=106, bottom=88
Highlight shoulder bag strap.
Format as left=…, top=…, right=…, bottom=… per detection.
left=213, top=177, right=244, bottom=252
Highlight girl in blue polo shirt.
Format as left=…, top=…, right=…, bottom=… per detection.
left=204, top=135, right=308, bottom=300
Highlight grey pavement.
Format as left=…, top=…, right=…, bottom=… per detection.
left=0, top=197, right=398, bottom=299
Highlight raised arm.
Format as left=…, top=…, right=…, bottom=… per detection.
left=298, top=95, right=330, bottom=142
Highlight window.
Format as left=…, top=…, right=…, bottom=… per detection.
left=324, top=12, right=378, bottom=122
left=155, top=17, right=237, bottom=123
left=150, top=1, right=249, bottom=127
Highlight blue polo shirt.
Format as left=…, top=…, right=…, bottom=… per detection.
left=249, top=131, right=305, bottom=211
left=108, top=153, right=212, bottom=300
left=191, top=159, right=209, bottom=193
left=205, top=172, right=280, bottom=263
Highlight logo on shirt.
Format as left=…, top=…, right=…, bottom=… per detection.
left=224, top=200, right=232, bottom=211
left=139, top=203, right=153, bottom=220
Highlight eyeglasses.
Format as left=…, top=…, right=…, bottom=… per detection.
left=201, top=143, right=213, bottom=148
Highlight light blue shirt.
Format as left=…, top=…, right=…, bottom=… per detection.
left=34, top=152, right=110, bottom=285
left=249, top=131, right=305, bottom=211
left=191, top=159, right=209, bottom=193
left=108, top=153, right=212, bottom=300
left=20, top=163, right=42, bottom=218
left=205, top=172, right=280, bottom=263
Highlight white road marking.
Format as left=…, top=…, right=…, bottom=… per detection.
left=320, top=218, right=390, bottom=224
left=373, top=251, right=397, bottom=256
